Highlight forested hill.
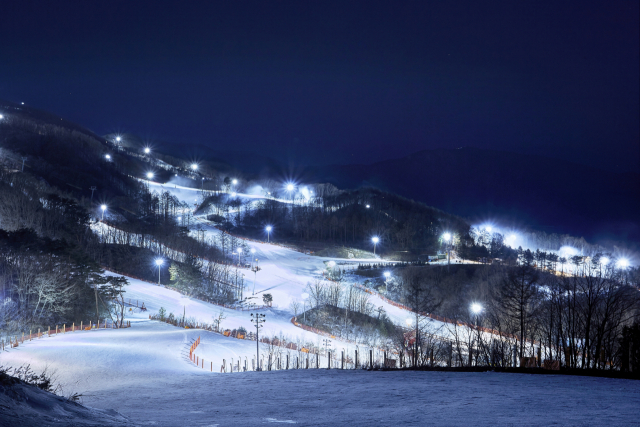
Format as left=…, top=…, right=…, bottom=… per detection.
left=309, top=147, right=640, bottom=243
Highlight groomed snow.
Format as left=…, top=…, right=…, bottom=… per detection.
left=2, top=323, right=639, bottom=427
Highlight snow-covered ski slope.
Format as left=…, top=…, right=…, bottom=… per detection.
left=2, top=180, right=639, bottom=425
left=2, top=325, right=639, bottom=427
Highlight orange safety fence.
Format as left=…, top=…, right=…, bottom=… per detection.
left=1, top=319, right=131, bottom=352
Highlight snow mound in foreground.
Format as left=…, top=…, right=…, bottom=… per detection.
left=0, top=374, right=136, bottom=427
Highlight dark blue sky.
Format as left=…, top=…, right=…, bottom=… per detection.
left=1, top=1, right=638, bottom=171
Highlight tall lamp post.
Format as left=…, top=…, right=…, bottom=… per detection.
left=470, top=303, right=483, bottom=366
left=371, top=237, right=379, bottom=256
left=266, top=226, right=272, bottom=243
left=251, top=313, right=266, bottom=371
left=100, top=204, right=107, bottom=221
left=443, top=233, right=451, bottom=265
left=155, top=258, right=164, bottom=285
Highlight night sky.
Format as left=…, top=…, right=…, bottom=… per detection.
left=1, top=1, right=638, bottom=171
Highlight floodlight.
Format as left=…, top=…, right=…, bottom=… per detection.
left=616, top=258, right=630, bottom=269
left=443, top=233, right=451, bottom=241
left=100, top=205, right=107, bottom=211
left=471, top=303, right=483, bottom=314
left=287, top=184, right=294, bottom=191
left=116, top=136, right=121, bottom=142
left=191, top=163, right=198, bottom=170
left=105, top=154, right=111, bottom=160
left=266, top=226, right=272, bottom=232
left=232, top=179, right=238, bottom=185
left=146, top=172, right=154, bottom=179
left=384, top=272, right=391, bottom=278
left=328, top=261, right=336, bottom=268
left=144, top=147, right=150, bottom=154
left=155, top=258, right=164, bottom=266
left=600, top=257, right=610, bottom=265
left=372, top=237, right=379, bottom=244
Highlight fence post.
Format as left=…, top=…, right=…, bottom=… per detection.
left=48, top=326, right=50, bottom=336
left=316, top=353, right=319, bottom=369
left=29, top=330, right=32, bottom=341
left=355, top=350, right=358, bottom=369
left=286, top=354, right=289, bottom=370
left=370, top=349, right=373, bottom=369
left=342, top=351, right=344, bottom=369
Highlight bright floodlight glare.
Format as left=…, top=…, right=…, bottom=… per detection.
left=231, top=192, right=237, bottom=197
left=115, top=136, right=121, bottom=142
left=384, top=271, right=391, bottom=278
left=600, top=256, right=610, bottom=265
left=238, top=248, right=243, bottom=253
left=287, top=184, right=294, bottom=191
left=443, top=233, right=451, bottom=241
left=266, top=226, right=272, bottom=232
left=251, top=248, right=256, bottom=254
left=191, top=163, right=198, bottom=170
left=372, top=237, right=379, bottom=243
left=232, top=179, right=238, bottom=185
left=471, top=303, right=483, bottom=314
left=0, top=114, right=4, bottom=119
left=105, top=154, right=111, bottom=159
left=100, top=204, right=107, bottom=211
left=328, top=261, right=336, bottom=268
left=405, top=318, right=412, bottom=326
left=155, top=259, right=164, bottom=266
left=616, top=258, right=629, bottom=268
left=486, top=226, right=492, bottom=232
left=144, top=147, right=150, bottom=154
left=366, top=204, right=370, bottom=208
left=146, top=172, right=154, bottom=179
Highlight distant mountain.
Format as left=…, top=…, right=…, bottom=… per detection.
left=310, top=147, right=640, bottom=242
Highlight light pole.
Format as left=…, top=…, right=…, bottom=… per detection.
left=470, top=303, right=483, bottom=366
left=443, top=233, right=451, bottom=265
left=237, top=247, right=243, bottom=265
left=372, top=237, right=379, bottom=256
left=155, top=258, right=164, bottom=285
left=251, top=313, right=266, bottom=371
left=286, top=183, right=294, bottom=204
left=100, top=204, right=107, bottom=220
left=266, top=226, right=272, bottom=243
